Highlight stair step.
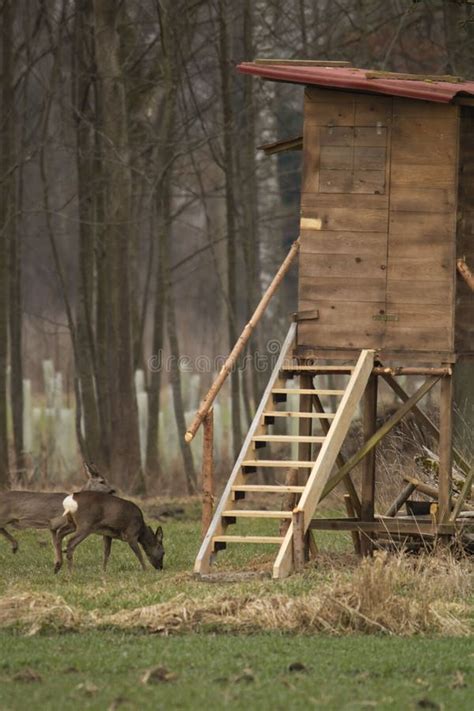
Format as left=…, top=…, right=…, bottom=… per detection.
left=281, top=365, right=354, bottom=374
left=213, top=535, right=284, bottom=545
left=253, top=435, right=325, bottom=444
left=232, top=485, right=305, bottom=493
left=263, top=411, right=335, bottom=419
left=223, top=509, right=292, bottom=519
left=272, top=388, right=345, bottom=396
left=242, top=460, right=313, bottom=469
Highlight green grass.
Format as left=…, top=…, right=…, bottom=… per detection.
left=0, top=501, right=473, bottom=710
left=0, top=631, right=473, bottom=710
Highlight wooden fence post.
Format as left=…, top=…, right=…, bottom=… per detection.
left=201, top=409, right=214, bottom=540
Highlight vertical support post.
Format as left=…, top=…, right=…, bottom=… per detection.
left=280, top=468, right=298, bottom=536
left=201, top=409, right=214, bottom=540
left=439, top=374, right=453, bottom=522
left=292, top=509, right=305, bottom=572
left=344, top=493, right=361, bottom=555
left=297, top=373, right=313, bottom=485
left=360, top=375, right=377, bottom=556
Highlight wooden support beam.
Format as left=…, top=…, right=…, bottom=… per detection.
left=298, top=374, right=314, bottom=487
left=451, top=462, right=474, bottom=521
left=381, top=372, right=470, bottom=476
left=361, top=376, right=377, bottom=556
left=385, top=482, right=417, bottom=517
left=201, top=410, right=214, bottom=539
left=374, top=367, right=451, bottom=376
left=402, top=474, right=474, bottom=510
left=185, top=238, right=300, bottom=442
left=344, top=494, right=361, bottom=554
left=292, top=510, right=305, bottom=572
left=312, top=394, right=361, bottom=517
left=280, top=469, right=299, bottom=537
left=439, top=376, right=453, bottom=522
left=321, top=377, right=440, bottom=500
left=403, top=475, right=439, bottom=499
left=309, top=518, right=456, bottom=536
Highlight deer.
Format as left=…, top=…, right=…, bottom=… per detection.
left=0, top=462, right=115, bottom=569
left=54, top=491, right=164, bottom=573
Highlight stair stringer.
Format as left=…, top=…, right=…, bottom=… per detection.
left=194, top=322, right=297, bottom=575
left=272, top=349, right=375, bottom=579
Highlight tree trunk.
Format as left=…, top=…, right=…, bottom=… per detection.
left=218, top=0, right=242, bottom=460
left=146, top=212, right=165, bottom=478
left=0, top=0, right=14, bottom=488
left=93, top=0, right=141, bottom=489
left=5, top=0, right=22, bottom=484
left=73, top=0, right=104, bottom=466
left=241, top=0, right=263, bottom=411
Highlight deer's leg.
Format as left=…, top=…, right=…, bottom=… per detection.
left=65, top=530, right=90, bottom=572
left=0, top=527, right=18, bottom=554
left=52, top=520, right=76, bottom=574
left=102, top=536, right=112, bottom=571
left=127, top=540, right=147, bottom=571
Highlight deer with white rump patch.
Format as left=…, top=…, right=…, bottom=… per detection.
left=54, top=491, right=164, bottom=573
left=0, top=462, right=114, bottom=567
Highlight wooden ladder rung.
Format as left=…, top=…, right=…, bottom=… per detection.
left=242, top=459, right=313, bottom=468
left=272, top=388, right=345, bottom=396
left=232, top=485, right=305, bottom=493
left=253, top=435, right=325, bottom=444
left=213, top=535, right=284, bottom=544
left=263, top=411, right=336, bottom=419
left=223, top=510, right=293, bottom=519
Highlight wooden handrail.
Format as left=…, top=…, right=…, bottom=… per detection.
left=185, top=237, right=301, bottom=443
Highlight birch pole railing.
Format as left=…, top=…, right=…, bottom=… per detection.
left=185, top=236, right=301, bottom=443
left=186, top=236, right=300, bottom=538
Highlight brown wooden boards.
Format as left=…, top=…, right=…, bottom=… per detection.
left=383, top=100, right=457, bottom=353
left=455, top=107, right=474, bottom=353
left=299, top=86, right=459, bottom=356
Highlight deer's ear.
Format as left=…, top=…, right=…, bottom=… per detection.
left=156, top=525, right=163, bottom=541
left=84, top=461, right=99, bottom=479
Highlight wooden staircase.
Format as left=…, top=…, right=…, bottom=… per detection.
left=194, top=323, right=375, bottom=579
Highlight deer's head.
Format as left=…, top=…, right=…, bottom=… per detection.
left=83, top=462, right=115, bottom=494
left=141, top=525, right=164, bottom=570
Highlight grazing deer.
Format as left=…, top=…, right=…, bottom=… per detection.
left=0, top=462, right=114, bottom=567
left=54, top=491, right=164, bottom=573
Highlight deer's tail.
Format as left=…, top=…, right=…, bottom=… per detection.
left=62, top=494, right=78, bottom=517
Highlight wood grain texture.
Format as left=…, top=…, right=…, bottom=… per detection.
left=300, top=230, right=387, bottom=255
left=301, top=205, right=389, bottom=232
left=390, top=187, right=455, bottom=213
left=299, top=276, right=386, bottom=304
left=455, top=107, right=474, bottom=353
left=392, top=97, right=457, bottom=120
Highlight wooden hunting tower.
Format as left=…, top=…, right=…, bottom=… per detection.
left=190, top=63, right=474, bottom=579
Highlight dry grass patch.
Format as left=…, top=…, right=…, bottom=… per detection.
left=1, top=552, right=472, bottom=637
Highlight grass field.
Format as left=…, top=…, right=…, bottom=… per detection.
left=0, top=499, right=473, bottom=710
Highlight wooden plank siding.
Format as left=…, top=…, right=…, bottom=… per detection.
left=384, top=98, right=458, bottom=352
left=455, top=107, right=474, bottom=353
left=299, top=87, right=459, bottom=357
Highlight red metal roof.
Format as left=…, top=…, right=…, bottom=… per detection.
left=237, top=64, right=474, bottom=104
